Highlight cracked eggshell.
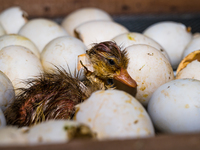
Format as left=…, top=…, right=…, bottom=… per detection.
left=183, top=33, right=200, bottom=58
left=18, top=18, right=69, bottom=52
left=0, top=7, right=28, bottom=34
left=126, top=44, right=174, bottom=106
left=74, top=20, right=129, bottom=49
left=112, top=32, right=170, bottom=61
left=0, top=108, right=6, bottom=128
left=75, top=89, right=155, bottom=140
left=0, top=45, right=43, bottom=90
left=61, top=7, right=113, bottom=37
left=0, top=23, right=6, bottom=36
left=41, top=36, right=87, bottom=79
left=0, top=126, right=28, bottom=145
left=27, top=120, right=93, bottom=145
left=0, top=71, right=15, bottom=112
left=148, top=78, right=200, bottom=133
left=143, top=21, right=192, bottom=69
left=0, top=34, right=40, bottom=58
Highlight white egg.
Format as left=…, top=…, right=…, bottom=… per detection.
left=76, top=89, right=155, bottom=140
left=0, top=71, right=15, bottom=111
left=0, top=7, right=28, bottom=34
left=143, top=21, right=192, bottom=69
left=126, top=44, right=174, bottom=106
left=61, top=7, right=113, bottom=37
left=0, top=108, right=6, bottom=128
left=0, top=126, right=28, bottom=145
left=0, top=34, right=40, bottom=58
left=183, top=33, right=200, bottom=58
left=27, top=120, right=94, bottom=145
left=0, top=23, right=6, bottom=36
left=18, top=18, right=68, bottom=52
left=74, top=20, right=129, bottom=48
left=148, top=78, right=200, bottom=133
left=0, top=45, right=43, bottom=90
left=41, top=36, right=87, bottom=79
left=112, top=32, right=170, bottom=60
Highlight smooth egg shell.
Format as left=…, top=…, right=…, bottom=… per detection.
left=0, top=108, right=6, bottom=128
left=148, top=78, right=200, bottom=133
left=0, top=23, right=6, bottom=36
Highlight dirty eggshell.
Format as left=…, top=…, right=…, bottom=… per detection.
left=61, top=7, right=113, bottom=37
left=0, top=45, right=43, bottom=90
left=0, top=108, right=6, bottom=128
left=41, top=36, right=87, bottom=79
left=0, top=34, right=40, bottom=58
left=76, top=89, right=155, bottom=140
left=148, top=79, right=200, bottom=133
left=75, top=20, right=129, bottom=49
left=19, top=18, right=68, bottom=52
left=112, top=32, right=170, bottom=61
left=0, top=7, right=28, bottom=34
left=126, top=44, right=174, bottom=106
left=143, top=21, right=192, bottom=69
left=0, top=23, right=6, bottom=36
left=0, top=71, right=15, bottom=111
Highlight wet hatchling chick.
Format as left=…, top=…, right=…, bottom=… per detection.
left=4, top=41, right=137, bottom=127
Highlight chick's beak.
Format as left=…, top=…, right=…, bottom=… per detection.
left=114, top=68, right=137, bottom=88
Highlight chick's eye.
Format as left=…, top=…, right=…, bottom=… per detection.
left=108, top=59, right=115, bottom=65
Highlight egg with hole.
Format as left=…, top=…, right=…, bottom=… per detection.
left=0, top=6, right=28, bottom=34
left=61, top=7, right=113, bottom=37
left=18, top=18, right=68, bottom=52
left=41, top=36, right=87, bottom=79
left=148, top=78, right=200, bottom=133
left=75, top=89, right=155, bottom=140
left=74, top=20, right=129, bottom=49
left=0, top=34, right=40, bottom=58
left=143, top=21, right=192, bottom=69
left=112, top=32, right=170, bottom=61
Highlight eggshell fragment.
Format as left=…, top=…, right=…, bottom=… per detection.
left=27, top=120, right=94, bottom=145
left=0, top=45, right=43, bottom=90
left=112, top=32, right=170, bottom=60
left=0, top=71, right=15, bottom=111
left=183, top=33, right=200, bottom=58
left=75, top=20, right=129, bottom=48
left=0, top=108, right=6, bottom=128
left=143, top=21, right=192, bottom=69
left=0, top=34, right=40, bottom=58
left=0, top=7, right=28, bottom=34
left=19, top=18, right=68, bottom=52
left=62, top=7, right=113, bottom=37
left=76, top=89, right=155, bottom=140
left=0, top=126, right=28, bottom=145
left=148, top=79, right=200, bottom=133
left=126, top=44, right=174, bottom=106
left=0, top=23, right=6, bottom=36
left=41, top=36, right=87, bottom=79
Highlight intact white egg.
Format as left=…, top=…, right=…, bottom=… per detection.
left=18, top=18, right=68, bottom=52
left=126, top=44, right=174, bottom=106
left=41, top=36, right=87, bottom=79
left=0, top=23, right=6, bottom=36
left=0, top=7, right=28, bottom=34
left=0, top=126, right=28, bottom=145
left=74, top=20, right=129, bottom=48
left=183, top=33, right=200, bottom=58
left=112, top=32, right=170, bottom=61
left=148, top=78, right=200, bottom=133
left=0, top=34, right=40, bottom=58
left=27, top=120, right=94, bottom=145
left=0, top=45, right=43, bottom=90
left=0, top=108, right=6, bottom=128
left=143, top=21, right=192, bottom=69
left=61, top=7, right=113, bottom=37
left=0, top=71, right=15, bottom=111
left=75, top=89, right=155, bottom=140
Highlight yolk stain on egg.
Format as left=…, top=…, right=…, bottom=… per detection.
left=134, top=120, right=138, bottom=124
left=185, top=104, right=189, bottom=108
left=88, top=118, right=92, bottom=122
left=161, top=90, right=169, bottom=97
left=125, top=98, right=132, bottom=104
left=143, top=94, right=148, bottom=98
left=127, top=34, right=136, bottom=41
left=140, top=86, right=146, bottom=91
left=138, top=113, right=144, bottom=118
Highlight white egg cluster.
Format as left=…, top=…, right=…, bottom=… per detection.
left=0, top=5, right=199, bottom=146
